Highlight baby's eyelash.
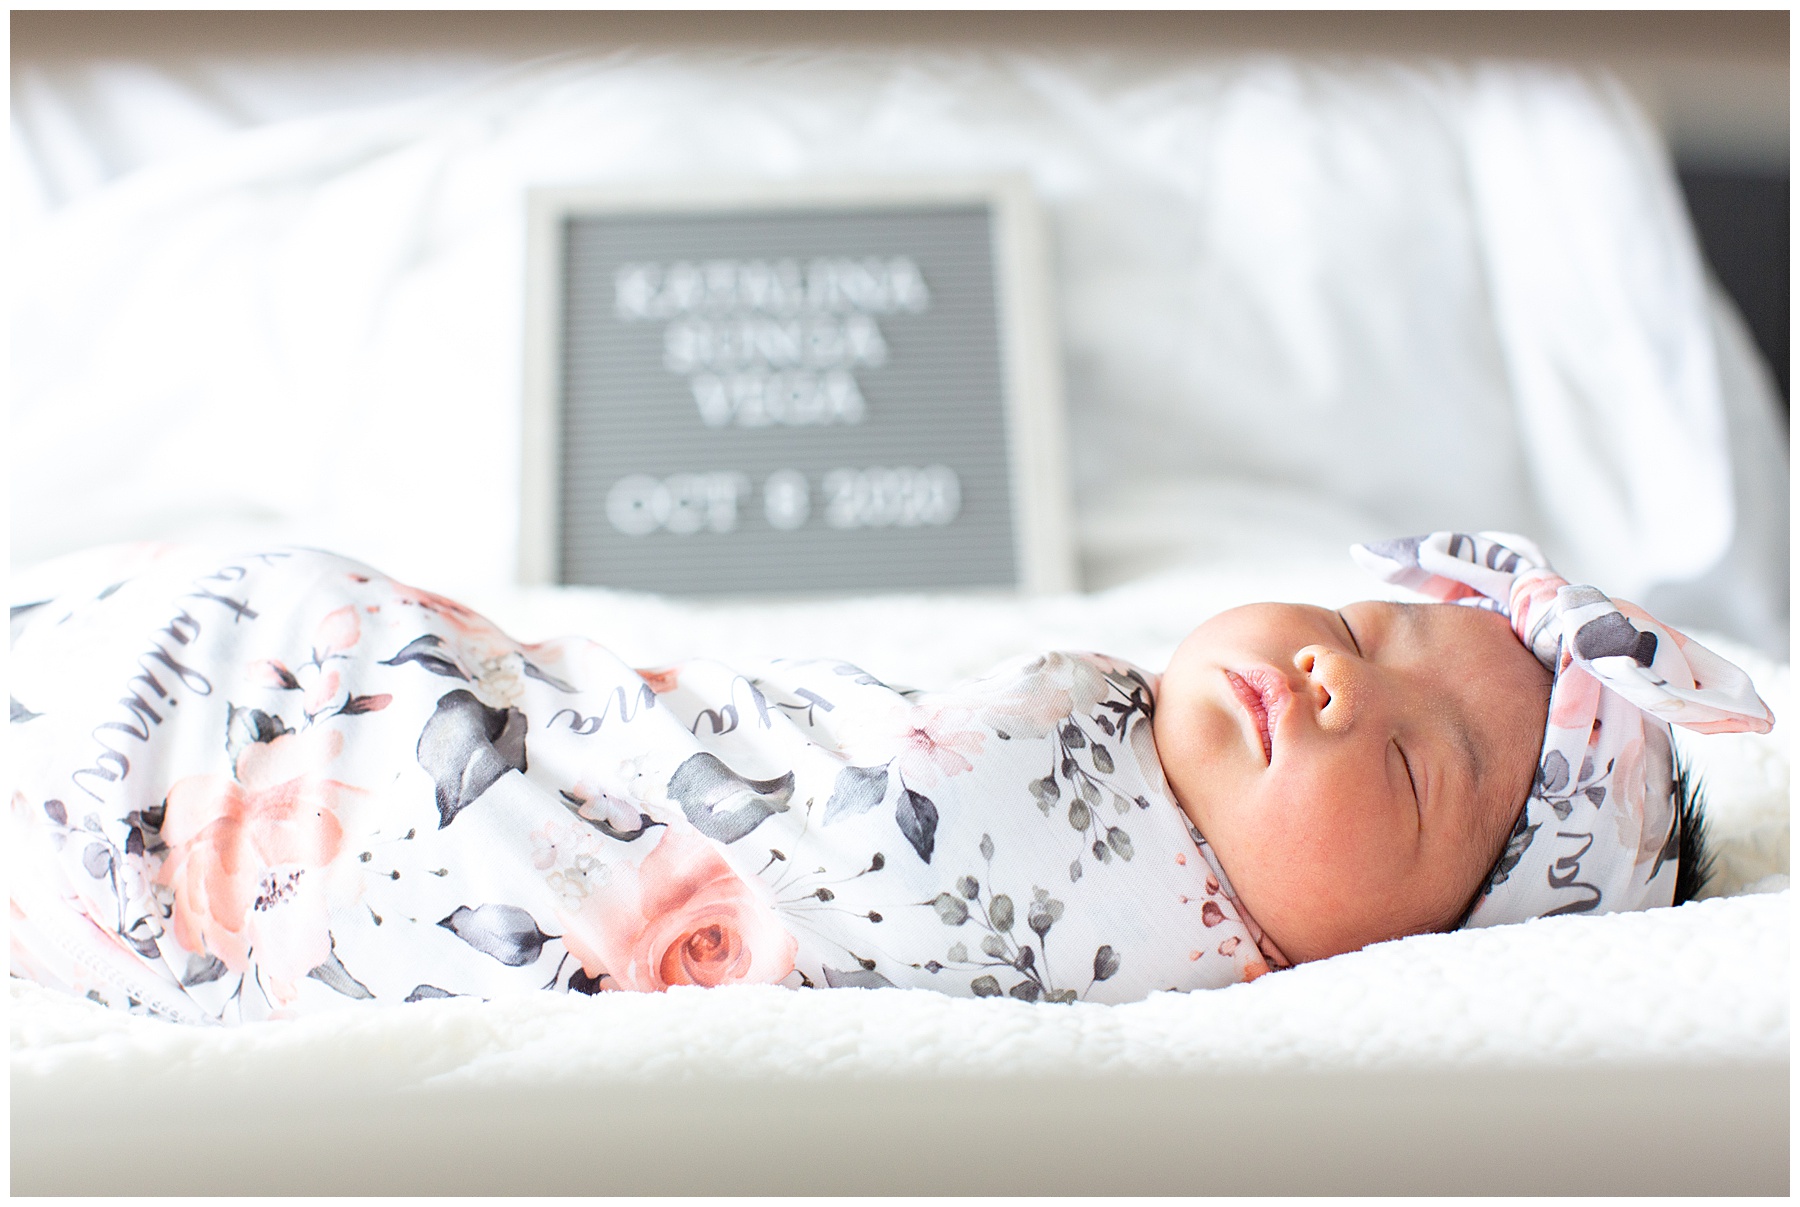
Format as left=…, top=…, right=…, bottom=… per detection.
left=1337, top=610, right=1362, bottom=656
left=1396, top=741, right=1420, bottom=804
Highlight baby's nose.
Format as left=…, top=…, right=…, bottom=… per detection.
left=1296, top=645, right=1369, bottom=732
left=1293, top=646, right=1338, bottom=712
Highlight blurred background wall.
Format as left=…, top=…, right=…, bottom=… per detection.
left=15, top=9, right=1787, bottom=403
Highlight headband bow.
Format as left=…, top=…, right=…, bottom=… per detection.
left=1351, top=532, right=1773, bottom=927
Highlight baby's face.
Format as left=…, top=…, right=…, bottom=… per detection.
left=1153, top=600, right=1551, bottom=964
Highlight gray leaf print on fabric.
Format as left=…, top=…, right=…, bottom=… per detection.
left=1561, top=584, right=1606, bottom=607
left=521, top=660, right=576, bottom=692
left=823, top=764, right=889, bottom=824
left=307, top=944, right=376, bottom=999
left=81, top=842, right=115, bottom=880
left=1537, top=750, right=1570, bottom=795
left=894, top=787, right=938, bottom=863
left=666, top=752, right=794, bottom=843
left=1575, top=612, right=1658, bottom=666
left=558, top=789, right=663, bottom=842
left=1028, top=891, right=1064, bottom=940
left=438, top=903, right=551, bottom=967
left=822, top=965, right=896, bottom=989
left=11, top=697, right=42, bottom=723
left=932, top=892, right=970, bottom=925
left=1486, top=813, right=1541, bottom=889
left=405, top=984, right=458, bottom=1002
left=970, top=974, right=1003, bottom=997
left=417, top=690, right=529, bottom=828
left=989, top=893, right=1015, bottom=932
left=225, top=704, right=294, bottom=769
left=380, top=634, right=469, bottom=680
left=121, top=920, right=161, bottom=960
left=1093, top=945, right=1121, bottom=982
left=264, top=662, right=303, bottom=690
left=181, top=952, right=230, bottom=987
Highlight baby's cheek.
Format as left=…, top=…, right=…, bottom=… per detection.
left=1266, top=767, right=1393, bottom=878
left=1151, top=702, right=1236, bottom=811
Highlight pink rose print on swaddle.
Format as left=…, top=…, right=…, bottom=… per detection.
left=558, top=824, right=797, bottom=992
left=158, top=723, right=367, bottom=1004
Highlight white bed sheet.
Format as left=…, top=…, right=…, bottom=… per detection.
left=11, top=556, right=1789, bottom=1194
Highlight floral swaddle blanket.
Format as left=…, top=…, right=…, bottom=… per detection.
left=10, top=545, right=1270, bottom=1025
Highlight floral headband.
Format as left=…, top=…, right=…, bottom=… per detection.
left=1351, top=532, right=1774, bottom=928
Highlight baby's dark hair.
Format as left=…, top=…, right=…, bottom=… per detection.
left=1669, top=752, right=1713, bottom=907
left=1452, top=749, right=1712, bottom=929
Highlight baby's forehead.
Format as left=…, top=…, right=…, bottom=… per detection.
left=1361, top=598, right=1506, bottom=641
left=1342, top=599, right=1545, bottom=701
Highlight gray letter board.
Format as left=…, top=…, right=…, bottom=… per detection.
left=521, top=178, right=1073, bottom=597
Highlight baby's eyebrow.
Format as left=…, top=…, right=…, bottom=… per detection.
left=1451, top=711, right=1483, bottom=800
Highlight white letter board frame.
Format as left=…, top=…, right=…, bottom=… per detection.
left=519, top=175, right=1075, bottom=597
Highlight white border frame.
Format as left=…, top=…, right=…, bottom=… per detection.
left=519, top=175, right=1075, bottom=594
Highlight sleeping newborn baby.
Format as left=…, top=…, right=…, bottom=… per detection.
left=9, top=533, right=1772, bottom=1024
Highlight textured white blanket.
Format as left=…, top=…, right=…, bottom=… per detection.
left=12, top=885, right=1787, bottom=1078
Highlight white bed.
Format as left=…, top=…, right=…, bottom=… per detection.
left=10, top=44, right=1790, bottom=1195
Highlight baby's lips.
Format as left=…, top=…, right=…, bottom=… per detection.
left=1222, top=670, right=1264, bottom=762
left=1229, top=667, right=1292, bottom=765
left=1252, top=670, right=1293, bottom=746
